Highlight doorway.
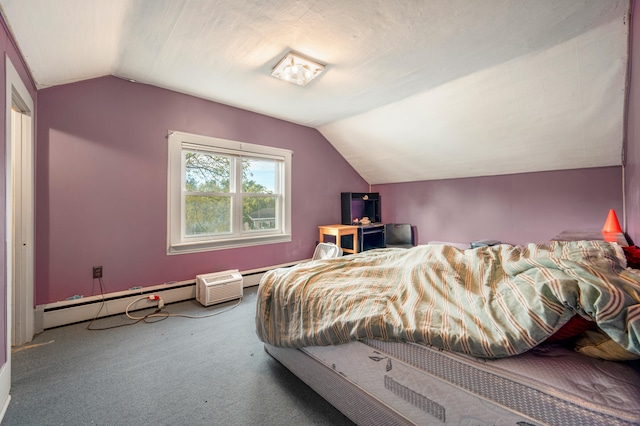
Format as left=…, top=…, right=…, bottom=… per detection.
left=1, top=56, right=35, bottom=415
left=10, top=105, right=34, bottom=347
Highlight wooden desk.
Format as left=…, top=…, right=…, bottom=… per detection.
left=318, top=224, right=359, bottom=254
left=552, top=230, right=628, bottom=246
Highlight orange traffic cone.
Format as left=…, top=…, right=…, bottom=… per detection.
left=602, top=209, right=622, bottom=233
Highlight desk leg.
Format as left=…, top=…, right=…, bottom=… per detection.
left=353, top=231, right=358, bottom=253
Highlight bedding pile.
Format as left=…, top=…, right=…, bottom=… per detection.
left=255, top=241, right=640, bottom=358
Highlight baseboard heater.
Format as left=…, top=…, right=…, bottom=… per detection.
left=38, top=259, right=306, bottom=330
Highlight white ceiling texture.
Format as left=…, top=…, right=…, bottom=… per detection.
left=0, top=0, right=631, bottom=184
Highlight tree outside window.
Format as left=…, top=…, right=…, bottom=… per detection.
left=167, top=131, right=291, bottom=254
left=184, top=153, right=277, bottom=236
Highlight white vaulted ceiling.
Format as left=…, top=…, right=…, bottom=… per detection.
left=0, top=0, right=630, bottom=184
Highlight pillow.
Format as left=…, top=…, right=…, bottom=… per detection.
left=545, top=315, right=595, bottom=343
left=574, top=329, right=640, bottom=361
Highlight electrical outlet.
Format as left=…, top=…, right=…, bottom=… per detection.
left=93, top=266, right=103, bottom=279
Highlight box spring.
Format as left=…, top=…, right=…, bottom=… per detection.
left=265, top=339, right=640, bottom=425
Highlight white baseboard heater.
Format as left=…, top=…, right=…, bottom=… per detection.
left=38, top=259, right=306, bottom=330
left=196, top=269, right=243, bottom=306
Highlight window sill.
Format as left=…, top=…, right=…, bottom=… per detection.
left=167, top=234, right=292, bottom=255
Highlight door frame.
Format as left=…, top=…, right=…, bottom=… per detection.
left=10, top=95, right=34, bottom=347
left=0, top=55, right=35, bottom=419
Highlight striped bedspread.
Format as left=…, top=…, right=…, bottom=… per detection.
left=255, top=241, right=640, bottom=358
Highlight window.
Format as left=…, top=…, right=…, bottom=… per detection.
left=167, top=131, right=292, bottom=254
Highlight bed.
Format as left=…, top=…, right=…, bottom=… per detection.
left=255, top=241, right=640, bottom=425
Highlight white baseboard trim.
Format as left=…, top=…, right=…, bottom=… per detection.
left=0, top=394, right=10, bottom=425
left=0, top=362, right=10, bottom=424
left=38, top=260, right=306, bottom=330
left=41, top=282, right=195, bottom=330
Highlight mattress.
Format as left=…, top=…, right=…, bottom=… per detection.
left=265, top=340, right=640, bottom=425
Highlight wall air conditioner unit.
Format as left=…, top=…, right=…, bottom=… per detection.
left=196, top=269, right=243, bottom=307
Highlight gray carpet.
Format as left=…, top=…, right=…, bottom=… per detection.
left=4, top=287, right=355, bottom=425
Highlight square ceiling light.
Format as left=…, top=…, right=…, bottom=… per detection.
left=271, top=52, right=325, bottom=86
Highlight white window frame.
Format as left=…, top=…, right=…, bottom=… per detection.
left=167, top=131, right=292, bottom=254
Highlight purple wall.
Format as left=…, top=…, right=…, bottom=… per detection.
left=626, top=0, right=640, bottom=246
left=373, top=167, right=623, bottom=246
left=36, top=76, right=367, bottom=305
left=0, top=16, right=37, bottom=368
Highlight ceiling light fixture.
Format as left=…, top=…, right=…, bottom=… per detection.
left=271, top=52, right=325, bottom=86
